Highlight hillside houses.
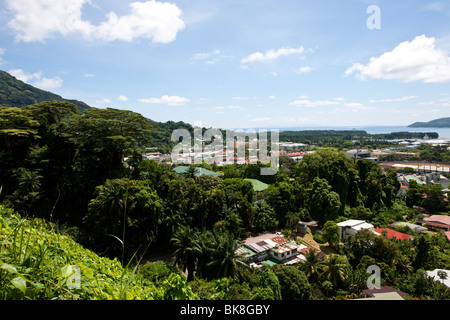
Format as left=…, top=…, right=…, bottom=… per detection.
left=236, top=233, right=312, bottom=268
left=337, top=219, right=379, bottom=241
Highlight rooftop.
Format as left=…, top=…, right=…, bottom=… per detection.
left=337, top=220, right=374, bottom=230
left=173, top=165, right=223, bottom=177
left=362, top=286, right=408, bottom=298
left=244, top=178, right=269, bottom=192
left=374, top=228, right=413, bottom=240
left=388, top=222, right=427, bottom=234
left=424, top=215, right=450, bottom=226
left=426, top=269, right=450, bottom=288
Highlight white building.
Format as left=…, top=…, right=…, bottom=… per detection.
left=426, top=269, right=450, bottom=288
left=337, top=219, right=379, bottom=241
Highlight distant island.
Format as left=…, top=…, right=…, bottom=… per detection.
left=408, top=117, right=450, bottom=128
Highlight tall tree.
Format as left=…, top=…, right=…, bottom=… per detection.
left=322, top=221, right=341, bottom=249
left=308, top=177, right=341, bottom=225
left=318, top=254, right=349, bottom=288
left=171, top=225, right=202, bottom=282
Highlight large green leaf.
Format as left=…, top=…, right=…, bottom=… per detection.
left=0, top=263, right=17, bottom=274
left=11, top=276, right=27, bottom=294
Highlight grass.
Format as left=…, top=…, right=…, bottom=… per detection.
left=0, top=204, right=198, bottom=300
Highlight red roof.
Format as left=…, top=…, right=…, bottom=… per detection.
left=445, top=231, right=450, bottom=242
left=375, top=228, right=413, bottom=240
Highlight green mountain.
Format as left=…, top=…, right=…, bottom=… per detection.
left=0, top=70, right=90, bottom=112
left=408, top=117, right=450, bottom=128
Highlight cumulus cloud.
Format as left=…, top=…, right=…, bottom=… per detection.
left=6, top=0, right=185, bottom=43
left=9, top=68, right=63, bottom=90
left=241, top=46, right=305, bottom=64
left=34, top=76, right=64, bottom=90
left=345, top=35, right=450, bottom=83
left=117, top=95, right=129, bottom=102
left=139, top=95, right=190, bottom=106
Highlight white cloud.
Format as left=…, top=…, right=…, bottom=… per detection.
left=297, top=66, right=312, bottom=74
left=34, top=76, right=63, bottom=90
left=84, top=73, right=95, bottom=78
left=283, top=117, right=310, bottom=123
left=249, top=117, right=271, bottom=122
left=241, top=46, right=305, bottom=64
left=6, top=0, right=185, bottom=43
left=192, top=53, right=210, bottom=60
left=117, top=95, right=129, bottom=102
left=215, top=105, right=241, bottom=110
left=0, top=48, right=5, bottom=65
left=9, top=68, right=63, bottom=90
left=369, top=96, right=418, bottom=103
left=9, top=69, right=42, bottom=83
left=268, top=95, right=276, bottom=100
left=96, top=98, right=112, bottom=104
left=139, top=95, right=190, bottom=106
left=345, top=35, right=450, bottom=83
left=291, top=99, right=339, bottom=108
left=192, top=50, right=220, bottom=60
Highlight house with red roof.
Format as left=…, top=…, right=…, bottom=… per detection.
left=420, top=215, right=450, bottom=231
left=374, top=228, right=413, bottom=240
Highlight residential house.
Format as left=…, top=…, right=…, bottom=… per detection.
left=374, top=228, right=413, bottom=240
left=355, top=286, right=408, bottom=300
left=237, top=233, right=308, bottom=267
left=337, top=219, right=379, bottom=242
left=244, top=178, right=269, bottom=201
left=426, top=269, right=450, bottom=288
left=418, top=214, right=450, bottom=232
left=388, top=221, right=427, bottom=234
left=172, top=165, right=223, bottom=177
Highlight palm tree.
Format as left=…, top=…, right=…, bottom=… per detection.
left=171, top=225, right=201, bottom=281
left=15, top=168, right=43, bottom=194
left=300, top=248, right=324, bottom=282
left=11, top=168, right=43, bottom=212
left=318, top=254, right=348, bottom=288
left=437, top=270, right=448, bottom=285
left=182, top=166, right=198, bottom=180
left=200, top=229, right=248, bottom=280
left=394, top=255, right=414, bottom=276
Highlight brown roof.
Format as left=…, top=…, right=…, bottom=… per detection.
left=362, top=286, right=408, bottom=297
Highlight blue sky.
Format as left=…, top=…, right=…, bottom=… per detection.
left=1, top=0, right=450, bottom=129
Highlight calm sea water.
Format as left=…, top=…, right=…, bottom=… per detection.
left=277, top=126, right=450, bottom=139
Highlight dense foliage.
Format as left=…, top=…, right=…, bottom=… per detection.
left=1, top=101, right=450, bottom=300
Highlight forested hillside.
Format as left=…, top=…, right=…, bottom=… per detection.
left=0, top=70, right=90, bottom=112
left=1, top=100, right=449, bottom=301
